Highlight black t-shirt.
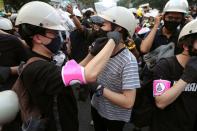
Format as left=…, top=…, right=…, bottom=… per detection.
left=144, top=27, right=180, bottom=54
left=21, top=52, right=78, bottom=131
left=151, top=56, right=197, bottom=131
left=0, top=34, right=28, bottom=90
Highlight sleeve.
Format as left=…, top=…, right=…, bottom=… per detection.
left=122, top=59, right=140, bottom=90
left=152, top=58, right=171, bottom=80
left=152, top=58, right=172, bottom=96
left=22, top=60, right=65, bottom=95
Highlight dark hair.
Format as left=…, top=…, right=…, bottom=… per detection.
left=121, top=28, right=129, bottom=42
left=83, top=10, right=93, bottom=18
left=18, top=24, right=46, bottom=48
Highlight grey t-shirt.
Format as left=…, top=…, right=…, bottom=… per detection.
left=91, top=48, right=140, bottom=122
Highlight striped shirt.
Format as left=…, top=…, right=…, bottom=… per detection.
left=91, top=48, right=140, bottom=122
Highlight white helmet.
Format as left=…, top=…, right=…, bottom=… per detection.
left=178, top=19, right=197, bottom=42
left=98, top=6, right=137, bottom=37
left=73, top=7, right=82, bottom=17
left=57, top=8, right=76, bottom=32
left=15, top=1, right=65, bottom=31
left=0, top=90, right=19, bottom=124
left=0, top=17, right=13, bottom=30
left=86, top=8, right=94, bottom=13
left=129, top=8, right=137, bottom=14
left=163, top=0, right=189, bottom=14
left=9, top=13, right=18, bottom=24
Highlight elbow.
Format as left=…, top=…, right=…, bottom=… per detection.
left=77, top=26, right=85, bottom=32
left=124, top=104, right=133, bottom=109
left=140, top=45, right=148, bottom=54
left=155, top=101, right=167, bottom=109
left=123, top=101, right=135, bottom=109
left=85, top=71, right=97, bottom=83
left=78, top=27, right=84, bottom=32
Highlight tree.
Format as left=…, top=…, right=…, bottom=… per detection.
left=4, top=0, right=50, bottom=11
left=117, top=0, right=132, bottom=8
left=78, top=0, right=99, bottom=8
left=132, top=0, right=196, bottom=11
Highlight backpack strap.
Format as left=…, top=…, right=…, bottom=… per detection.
left=13, top=57, right=63, bottom=130
left=18, top=57, right=44, bottom=76
left=12, top=57, right=45, bottom=122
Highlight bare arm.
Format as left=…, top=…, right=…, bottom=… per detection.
left=84, top=39, right=115, bottom=82
left=79, top=53, right=94, bottom=66
left=155, top=79, right=187, bottom=109
left=71, top=15, right=84, bottom=31
left=103, top=88, right=136, bottom=109
left=140, top=15, right=162, bottom=54
left=66, top=4, right=84, bottom=31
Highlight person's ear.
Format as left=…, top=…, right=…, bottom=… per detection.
left=183, top=44, right=189, bottom=51
left=32, top=34, right=42, bottom=44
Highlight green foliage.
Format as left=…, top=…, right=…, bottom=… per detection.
left=4, top=0, right=50, bottom=10
left=78, top=0, right=99, bottom=7
left=132, top=0, right=168, bottom=10
left=117, top=0, right=195, bottom=11
left=4, top=0, right=196, bottom=12
left=117, top=0, right=132, bottom=8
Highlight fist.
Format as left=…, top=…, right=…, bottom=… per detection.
left=90, top=37, right=108, bottom=56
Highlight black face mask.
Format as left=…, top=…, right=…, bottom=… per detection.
left=45, top=36, right=63, bottom=54
left=164, top=20, right=181, bottom=32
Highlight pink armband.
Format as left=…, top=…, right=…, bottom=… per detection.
left=153, top=79, right=171, bottom=96
left=61, top=60, right=86, bottom=86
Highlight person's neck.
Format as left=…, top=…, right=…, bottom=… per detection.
left=112, top=43, right=125, bottom=56
left=176, top=51, right=190, bottom=68
left=32, top=44, right=52, bottom=59
left=162, top=27, right=173, bottom=39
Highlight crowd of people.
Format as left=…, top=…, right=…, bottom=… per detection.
left=0, top=0, right=196, bottom=131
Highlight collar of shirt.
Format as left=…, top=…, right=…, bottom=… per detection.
left=157, top=26, right=180, bottom=39
left=30, top=51, right=52, bottom=61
